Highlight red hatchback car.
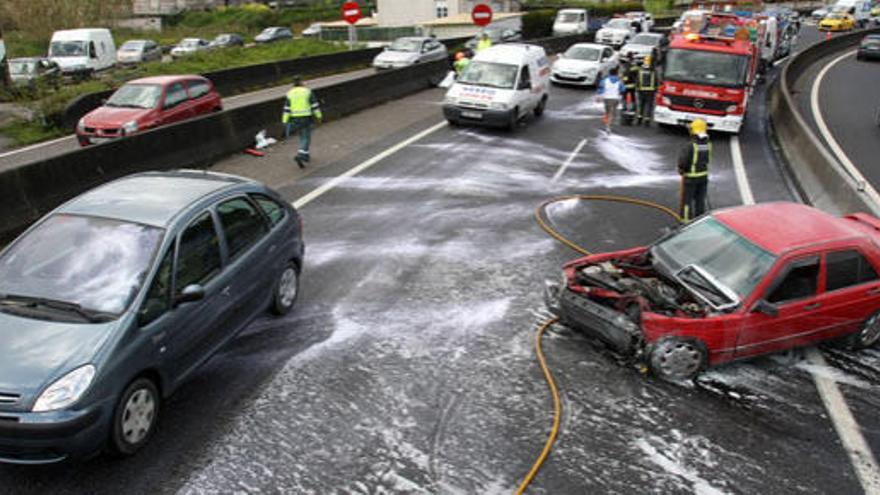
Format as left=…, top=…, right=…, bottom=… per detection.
left=545, top=202, right=880, bottom=381
left=76, top=75, right=222, bottom=146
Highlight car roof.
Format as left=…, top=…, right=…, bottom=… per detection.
left=59, top=171, right=253, bottom=228
left=125, top=75, right=205, bottom=85
left=713, top=202, right=864, bottom=255
left=473, top=44, right=544, bottom=62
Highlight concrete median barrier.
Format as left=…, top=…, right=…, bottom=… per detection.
left=770, top=27, right=880, bottom=216
left=0, top=59, right=448, bottom=243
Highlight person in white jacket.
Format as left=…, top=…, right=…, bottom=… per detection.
left=596, top=67, right=627, bottom=132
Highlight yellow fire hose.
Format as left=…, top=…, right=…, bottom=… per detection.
left=515, top=195, right=682, bottom=494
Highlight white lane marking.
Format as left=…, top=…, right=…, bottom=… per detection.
left=730, top=118, right=880, bottom=494
left=729, top=135, right=755, bottom=205
left=552, top=138, right=588, bottom=182
left=806, top=348, right=880, bottom=494
left=292, top=121, right=448, bottom=209
left=811, top=48, right=880, bottom=204
left=773, top=55, right=791, bottom=67
left=0, top=135, right=75, bottom=159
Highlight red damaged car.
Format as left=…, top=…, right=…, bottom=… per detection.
left=545, top=202, right=880, bottom=381
left=76, top=75, right=222, bottom=146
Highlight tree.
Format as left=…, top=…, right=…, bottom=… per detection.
left=0, top=0, right=130, bottom=41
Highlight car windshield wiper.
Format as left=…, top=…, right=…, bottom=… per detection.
left=677, top=268, right=725, bottom=300
left=0, top=294, right=115, bottom=323
left=675, top=265, right=740, bottom=311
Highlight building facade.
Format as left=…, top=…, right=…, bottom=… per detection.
left=377, top=0, right=520, bottom=27
left=133, top=0, right=220, bottom=16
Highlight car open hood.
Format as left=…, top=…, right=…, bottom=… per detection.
left=0, top=311, right=117, bottom=411
left=84, top=106, right=151, bottom=127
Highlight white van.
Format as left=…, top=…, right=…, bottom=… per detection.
left=553, top=9, right=590, bottom=36
left=831, top=0, right=872, bottom=26
left=443, top=44, right=551, bottom=131
left=49, top=28, right=116, bottom=76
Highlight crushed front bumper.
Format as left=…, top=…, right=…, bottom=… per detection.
left=544, top=282, right=643, bottom=355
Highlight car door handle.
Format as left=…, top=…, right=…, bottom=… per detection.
left=805, top=303, right=822, bottom=310
left=868, top=287, right=880, bottom=296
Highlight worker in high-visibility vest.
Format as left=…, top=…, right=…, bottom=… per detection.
left=476, top=32, right=492, bottom=52
left=453, top=52, right=470, bottom=76
left=677, top=119, right=712, bottom=222
left=282, top=75, right=322, bottom=169
left=636, top=55, right=657, bottom=126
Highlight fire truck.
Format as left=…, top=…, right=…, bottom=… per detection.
left=654, top=11, right=765, bottom=133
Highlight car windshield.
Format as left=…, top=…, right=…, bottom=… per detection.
left=106, top=84, right=163, bottom=109
left=458, top=61, right=518, bottom=89
left=214, top=35, right=230, bottom=42
left=827, top=13, right=847, bottom=19
left=49, top=40, right=86, bottom=57
left=653, top=217, right=777, bottom=299
left=180, top=39, right=201, bottom=48
left=9, top=61, right=37, bottom=74
left=0, top=214, right=164, bottom=315
left=121, top=41, right=146, bottom=51
left=564, top=46, right=601, bottom=61
left=260, top=28, right=277, bottom=36
left=632, top=34, right=660, bottom=45
left=389, top=39, right=421, bottom=52
left=558, top=13, right=581, bottom=22
left=606, top=19, right=632, bottom=29
left=664, top=48, right=749, bottom=88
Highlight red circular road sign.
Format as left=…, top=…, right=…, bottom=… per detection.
left=342, top=1, right=362, bottom=25
left=471, top=3, right=493, bottom=27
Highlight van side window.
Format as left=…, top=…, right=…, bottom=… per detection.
left=89, top=41, right=97, bottom=59
left=518, top=66, right=531, bottom=89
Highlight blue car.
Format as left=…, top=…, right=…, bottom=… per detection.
left=0, top=170, right=304, bottom=464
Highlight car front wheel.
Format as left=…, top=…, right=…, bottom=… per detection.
left=109, top=378, right=159, bottom=456
left=272, top=261, right=300, bottom=315
left=649, top=338, right=707, bottom=381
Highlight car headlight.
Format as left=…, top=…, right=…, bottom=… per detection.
left=490, top=102, right=509, bottom=111
left=33, top=365, right=96, bottom=412
left=77, top=118, right=86, bottom=132
left=122, top=120, right=138, bottom=135
left=586, top=68, right=598, bottom=77
left=726, top=105, right=738, bottom=113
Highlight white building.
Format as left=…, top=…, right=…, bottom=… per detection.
left=376, top=0, right=520, bottom=27
left=133, top=0, right=220, bottom=16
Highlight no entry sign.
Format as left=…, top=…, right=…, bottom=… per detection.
left=342, top=1, right=362, bottom=25
left=471, top=3, right=493, bottom=27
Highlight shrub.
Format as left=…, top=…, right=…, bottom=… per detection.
left=522, top=9, right=557, bottom=38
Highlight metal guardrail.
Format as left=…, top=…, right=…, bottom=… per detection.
left=769, top=27, right=880, bottom=216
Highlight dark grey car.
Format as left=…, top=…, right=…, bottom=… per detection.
left=0, top=170, right=304, bottom=464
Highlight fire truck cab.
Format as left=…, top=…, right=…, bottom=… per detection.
left=654, top=17, right=759, bottom=134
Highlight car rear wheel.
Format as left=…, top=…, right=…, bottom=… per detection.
left=846, top=313, right=880, bottom=349
left=649, top=338, right=707, bottom=381
left=272, top=261, right=300, bottom=315
left=109, top=378, right=159, bottom=456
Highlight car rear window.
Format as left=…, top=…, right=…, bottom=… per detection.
left=217, top=198, right=268, bottom=259
left=825, top=250, right=878, bottom=291
left=188, top=80, right=211, bottom=99
left=251, top=194, right=287, bottom=227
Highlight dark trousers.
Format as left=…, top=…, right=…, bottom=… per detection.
left=637, top=90, right=655, bottom=122
left=680, top=177, right=708, bottom=221
left=285, top=117, right=313, bottom=162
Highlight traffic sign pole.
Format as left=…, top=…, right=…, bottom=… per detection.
left=341, top=1, right=362, bottom=51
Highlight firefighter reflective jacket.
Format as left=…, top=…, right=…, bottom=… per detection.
left=476, top=38, right=492, bottom=52
left=678, top=135, right=711, bottom=179
left=454, top=58, right=470, bottom=75
left=283, top=86, right=322, bottom=123
left=624, top=64, right=639, bottom=90
left=637, top=67, right=657, bottom=91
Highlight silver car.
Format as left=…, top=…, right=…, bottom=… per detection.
left=170, top=38, right=210, bottom=59
left=372, top=37, right=449, bottom=70
left=117, top=39, right=162, bottom=66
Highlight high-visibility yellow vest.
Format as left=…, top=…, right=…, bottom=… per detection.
left=686, top=140, right=712, bottom=178
left=283, top=86, right=322, bottom=123
left=454, top=58, right=470, bottom=75
left=637, top=68, right=656, bottom=91
left=476, top=38, right=492, bottom=52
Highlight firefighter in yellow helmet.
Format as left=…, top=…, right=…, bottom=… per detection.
left=677, top=119, right=711, bottom=222
left=636, top=54, right=658, bottom=125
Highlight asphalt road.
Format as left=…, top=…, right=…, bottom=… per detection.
left=1, top=30, right=879, bottom=494
left=0, top=68, right=376, bottom=172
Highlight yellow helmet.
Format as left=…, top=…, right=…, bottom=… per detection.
left=643, top=55, right=652, bottom=66
left=690, top=119, right=708, bottom=135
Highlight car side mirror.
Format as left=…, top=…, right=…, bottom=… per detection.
left=174, top=284, right=205, bottom=306
left=752, top=299, right=779, bottom=317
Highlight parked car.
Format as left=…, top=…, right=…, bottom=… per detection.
left=619, top=32, right=668, bottom=64
left=208, top=33, right=245, bottom=49
left=254, top=27, right=293, bottom=44
left=48, top=28, right=116, bottom=76
left=170, top=38, right=210, bottom=58
left=7, top=57, right=61, bottom=89
left=857, top=33, right=880, bottom=60
left=812, top=6, right=831, bottom=21
left=551, top=43, right=618, bottom=87
left=116, top=39, right=162, bottom=66
left=819, top=12, right=857, bottom=30
left=545, top=202, right=880, bottom=381
left=0, top=170, right=305, bottom=464
left=625, top=11, right=655, bottom=32
left=595, top=18, right=636, bottom=48
left=76, top=75, right=222, bottom=146
left=302, top=23, right=323, bottom=38
left=464, top=28, right=523, bottom=53
left=372, top=36, right=448, bottom=70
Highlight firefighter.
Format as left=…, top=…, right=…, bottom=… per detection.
left=453, top=51, right=470, bottom=77
left=636, top=55, right=658, bottom=126
left=476, top=32, right=492, bottom=52
left=621, top=54, right=639, bottom=122
left=282, top=75, right=322, bottom=169
left=678, top=119, right=712, bottom=222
